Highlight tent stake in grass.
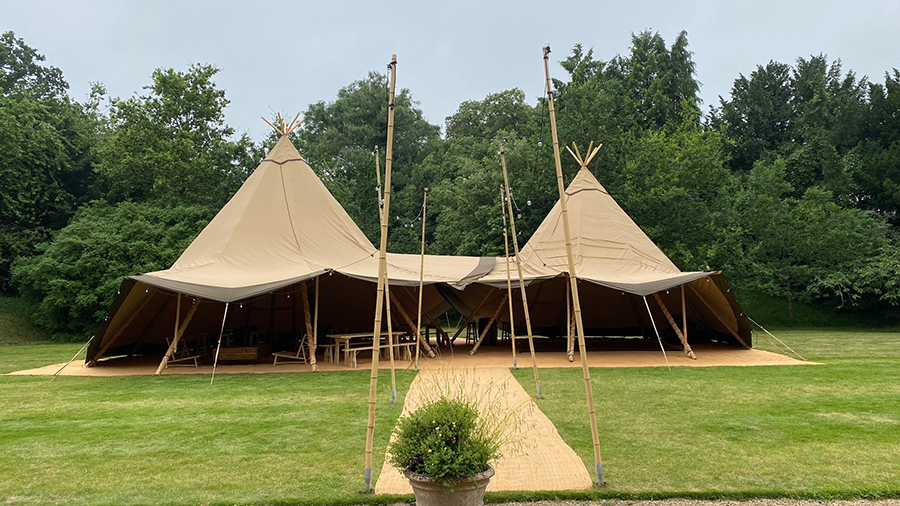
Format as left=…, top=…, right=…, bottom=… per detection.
left=499, top=145, right=543, bottom=398
left=364, top=54, right=398, bottom=494
left=543, top=44, right=605, bottom=486
left=414, top=187, right=428, bottom=371
left=499, top=185, right=519, bottom=370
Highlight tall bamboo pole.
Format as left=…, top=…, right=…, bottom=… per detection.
left=314, top=276, right=319, bottom=350
left=543, top=44, right=605, bottom=485
left=500, top=185, right=519, bottom=370
left=414, top=188, right=428, bottom=371
left=385, top=280, right=396, bottom=404
left=375, top=141, right=397, bottom=403
left=364, top=54, right=397, bottom=493
left=499, top=145, right=543, bottom=398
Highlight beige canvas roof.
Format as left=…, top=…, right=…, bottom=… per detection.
left=478, top=167, right=713, bottom=296
left=132, top=136, right=488, bottom=301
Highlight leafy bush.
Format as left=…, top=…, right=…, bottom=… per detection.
left=13, top=201, right=212, bottom=338
left=387, top=397, right=501, bottom=485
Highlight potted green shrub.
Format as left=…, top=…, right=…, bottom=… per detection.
left=387, top=397, right=502, bottom=506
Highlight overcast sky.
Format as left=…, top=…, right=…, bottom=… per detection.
left=4, top=0, right=899, bottom=141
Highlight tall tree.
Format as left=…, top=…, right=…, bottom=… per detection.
left=295, top=72, right=441, bottom=249
left=0, top=32, right=100, bottom=292
left=95, top=64, right=255, bottom=208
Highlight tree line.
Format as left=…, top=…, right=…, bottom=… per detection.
left=1, top=30, right=897, bottom=338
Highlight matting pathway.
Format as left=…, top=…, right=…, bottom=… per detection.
left=374, top=366, right=593, bottom=494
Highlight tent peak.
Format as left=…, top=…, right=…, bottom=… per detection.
left=262, top=112, right=303, bottom=137
left=565, top=141, right=602, bottom=169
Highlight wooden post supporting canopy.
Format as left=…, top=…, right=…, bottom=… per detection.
left=388, top=291, right=436, bottom=358
left=499, top=145, right=543, bottom=397
left=652, top=292, right=695, bottom=359
left=469, top=294, right=508, bottom=355
left=156, top=295, right=202, bottom=375
left=448, top=290, right=492, bottom=343
left=543, top=44, right=605, bottom=486
left=301, top=281, right=319, bottom=371
left=364, top=54, right=397, bottom=494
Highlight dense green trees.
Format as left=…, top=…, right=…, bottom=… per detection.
left=13, top=202, right=213, bottom=335
left=2, top=30, right=899, bottom=337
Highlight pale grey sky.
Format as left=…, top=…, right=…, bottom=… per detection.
left=4, top=0, right=899, bottom=141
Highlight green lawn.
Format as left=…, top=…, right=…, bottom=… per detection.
left=512, top=329, right=900, bottom=498
left=2, top=317, right=898, bottom=503
left=0, top=346, right=414, bottom=506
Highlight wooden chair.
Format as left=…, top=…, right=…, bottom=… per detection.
left=272, top=332, right=309, bottom=366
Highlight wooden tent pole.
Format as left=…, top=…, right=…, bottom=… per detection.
left=686, top=284, right=750, bottom=348
left=376, top=139, right=397, bottom=401
left=210, top=302, right=231, bottom=385
left=414, top=188, right=428, bottom=371
left=388, top=291, right=435, bottom=358
left=681, top=285, right=687, bottom=350
left=652, top=292, right=695, bottom=359
left=448, top=290, right=492, bottom=343
left=543, top=44, right=604, bottom=485
left=156, top=294, right=182, bottom=375
left=403, top=287, right=451, bottom=346
left=500, top=146, right=543, bottom=397
left=566, top=278, right=574, bottom=361
left=500, top=185, right=519, bottom=369
left=314, top=276, right=319, bottom=350
left=469, top=294, right=508, bottom=355
left=156, top=296, right=202, bottom=375
left=364, top=54, right=397, bottom=493
left=301, top=281, right=319, bottom=371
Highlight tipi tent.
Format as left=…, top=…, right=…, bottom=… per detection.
left=85, top=136, right=489, bottom=365
left=448, top=166, right=751, bottom=351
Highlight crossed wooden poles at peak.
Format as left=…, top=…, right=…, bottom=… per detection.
left=565, top=141, right=602, bottom=168
left=262, top=112, right=304, bottom=136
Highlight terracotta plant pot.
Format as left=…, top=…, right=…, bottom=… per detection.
left=404, top=467, right=494, bottom=506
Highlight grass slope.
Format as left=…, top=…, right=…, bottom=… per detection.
left=512, top=329, right=900, bottom=498
left=0, top=296, right=49, bottom=345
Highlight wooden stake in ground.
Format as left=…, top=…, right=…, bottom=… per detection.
left=500, top=185, right=519, bottom=369
left=364, top=54, right=397, bottom=494
left=543, top=44, right=605, bottom=486
left=499, top=145, right=543, bottom=398
left=414, top=188, right=428, bottom=371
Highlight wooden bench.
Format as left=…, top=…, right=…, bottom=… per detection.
left=344, top=342, right=417, bottom=368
